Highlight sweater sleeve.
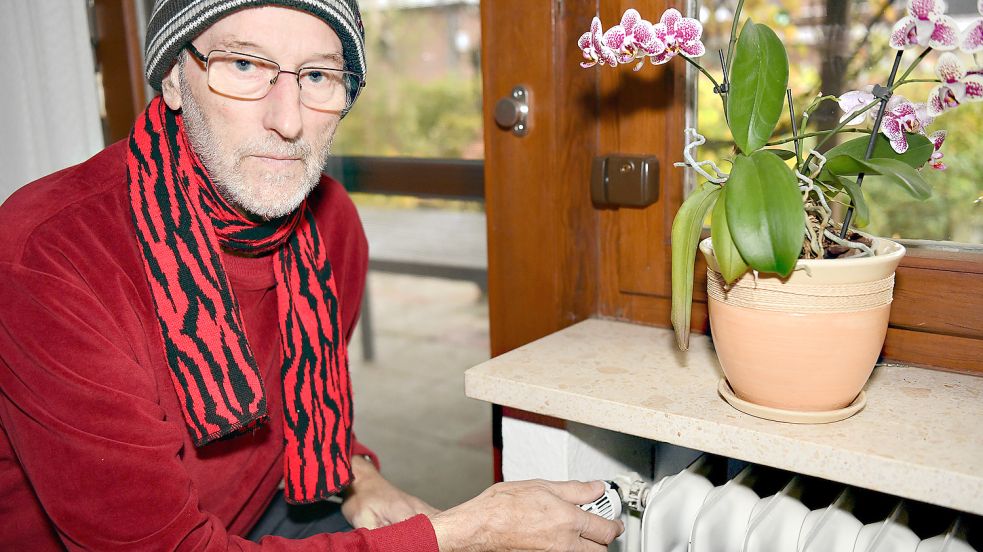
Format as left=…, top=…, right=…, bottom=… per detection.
left=0, top=262, right=437, bottom=552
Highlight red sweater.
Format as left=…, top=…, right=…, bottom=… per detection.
left=0, top=141, right=439, bottom=551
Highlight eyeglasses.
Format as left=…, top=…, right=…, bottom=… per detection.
left=185, top=43, right=365, bottom=112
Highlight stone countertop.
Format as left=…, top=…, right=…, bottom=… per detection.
left=464, top=318, right=983, bottom=515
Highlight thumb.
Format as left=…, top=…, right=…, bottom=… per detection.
left=542, top=479, right=606, bottom=505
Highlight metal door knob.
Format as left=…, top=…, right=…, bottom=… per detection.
left=494, top=86, right=530, bottom=136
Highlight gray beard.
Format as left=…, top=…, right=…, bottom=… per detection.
left=177, top=62, right=333, bottom=219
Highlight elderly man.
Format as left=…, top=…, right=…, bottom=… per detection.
left=0, top=1, right=623, bottom=550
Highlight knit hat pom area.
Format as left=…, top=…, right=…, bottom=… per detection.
left=144, top=0, right=365, bottom=99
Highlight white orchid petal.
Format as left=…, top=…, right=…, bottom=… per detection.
left=890, top=17, right=918, bottom=49
left=914, top=102, right=934, bottom=129
left=914, top=18, right=936, bottom=45
left=935, top=52, right=965, bottom=83
left=908, top=0, right=945, bottom=20
left=928, top=16, right=960, bottom=50
left=961, top=19, right=983, bottom=53
left=838, top=90, right=877, bottom=125
left=927, top=86, right=950, bottom=116
left=621, top=8, right=640, bottom=33
left=963, top=76, right=983, bottom=101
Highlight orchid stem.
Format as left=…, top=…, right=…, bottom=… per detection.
left=681, top=54, right=728, bottom=115
left=767, top=128, right=869, bottom=147
left=811, top=98, right=883, bottom=152
left=681, top=55, right=721, bottom=90
left=895, top=47, right=932, bottom=85
left=725, top=0, right=746, bottom=77
left=894, top=78, right=941, bottom=85
left=801, top=94, right=839, bottom=131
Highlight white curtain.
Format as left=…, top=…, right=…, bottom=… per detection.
left=0, top=0, right=104, bottom=203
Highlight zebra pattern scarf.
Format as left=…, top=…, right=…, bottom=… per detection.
left=126, top=96, right=353, bottom=503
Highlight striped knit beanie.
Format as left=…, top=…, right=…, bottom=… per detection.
left=144, top=0, right=365, bottom=93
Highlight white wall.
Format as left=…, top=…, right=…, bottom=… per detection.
left=0, top=1, right=104, bottom=202
left=502, top=417, right=655, bottom=483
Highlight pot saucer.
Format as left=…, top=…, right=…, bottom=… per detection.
left=717, top=379, right=866, bottom=424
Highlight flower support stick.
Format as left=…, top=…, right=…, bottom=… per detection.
left=840, top=50, right=905, bottom=238
left=717, top=49, right=730, bottom=94
left=787, top=88, right=802, bottom=166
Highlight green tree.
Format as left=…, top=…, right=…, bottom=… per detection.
left=332, top=4, right=483, bottom=159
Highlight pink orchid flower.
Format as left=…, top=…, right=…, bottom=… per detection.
left=960, top=0, right=983, bottom=53
left=889, top=0, right=959, bottom=50
left=578, top=17, right=618, bottom=68
left=603, top=9, right=667, bottom=70
left=880, top=96, right=935, bottom=154
left=926, top=53, right=983, bottom=116
left=928, top=130, right=947, bottom=170
left=650, top=8, right=706, bottom=65
left=838, top=87, right=877, bottom=125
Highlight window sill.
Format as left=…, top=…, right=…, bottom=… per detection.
left=465, top=318, right=983, bottom=515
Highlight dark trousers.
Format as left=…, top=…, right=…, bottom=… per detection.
left=247, top=491, right=354, bottom=541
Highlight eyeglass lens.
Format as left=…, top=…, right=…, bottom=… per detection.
left=205, top=51, right=354, bottom=110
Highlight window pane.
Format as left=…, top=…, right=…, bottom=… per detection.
left=697, top=0, right=982, bottom=244
left=332, top=0, right=483, bottom=159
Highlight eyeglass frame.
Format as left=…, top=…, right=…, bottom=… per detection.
left=184, top=42, right=366, bottom=112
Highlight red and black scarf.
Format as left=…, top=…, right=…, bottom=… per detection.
left=126, top=96, right=353, bottom=503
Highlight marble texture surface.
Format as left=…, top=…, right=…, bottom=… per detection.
left=464, top=318, right=983, bottom=515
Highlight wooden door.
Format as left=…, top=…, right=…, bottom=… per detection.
left=91, top=0, right=147, bottom=143
left=482, top=0, right=693, bottom=358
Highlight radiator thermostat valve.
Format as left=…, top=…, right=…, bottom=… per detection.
left=578, top=481, right=623, bottom=520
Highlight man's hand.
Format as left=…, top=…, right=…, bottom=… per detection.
left=341, top=456, right=440, bottom=529
left=427, top=479, right=624, bottom=552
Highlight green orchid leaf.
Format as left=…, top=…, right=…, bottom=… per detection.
left=670, top=181, right=722, bottom=351
left=822, top=133, right=933, bottom=172
left=727, top=20, right=790, bottom=154
left=825, top=155, right=932, bottom=200
left=826, top=174, right=870, bottom=228
left=711, top=188, right=749, bottom=283
left=725, top=151, right=804, bottom=277
left=764, top=148, right=797, bottom=160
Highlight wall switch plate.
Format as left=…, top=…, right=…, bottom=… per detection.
left=591, top=155, right=660, bottom=208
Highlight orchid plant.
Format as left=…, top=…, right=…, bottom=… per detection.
left=579, top=0, right=983, bottom=350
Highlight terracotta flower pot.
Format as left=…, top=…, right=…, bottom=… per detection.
left=699, top=237, right=906, bottom=412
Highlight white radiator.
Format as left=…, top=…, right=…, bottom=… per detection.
left=603, top=455, right=977, bottom=552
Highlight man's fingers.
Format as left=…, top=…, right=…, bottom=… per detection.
left=537, top=479, right=605, bottom=505
left=577, top=540, right=615, bottom=552
left=352, top=511, right=384, bottom=530
left=578, top=510, right=624, bottom=546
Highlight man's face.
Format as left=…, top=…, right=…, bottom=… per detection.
left=161, top=7, right=344, bottom=219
